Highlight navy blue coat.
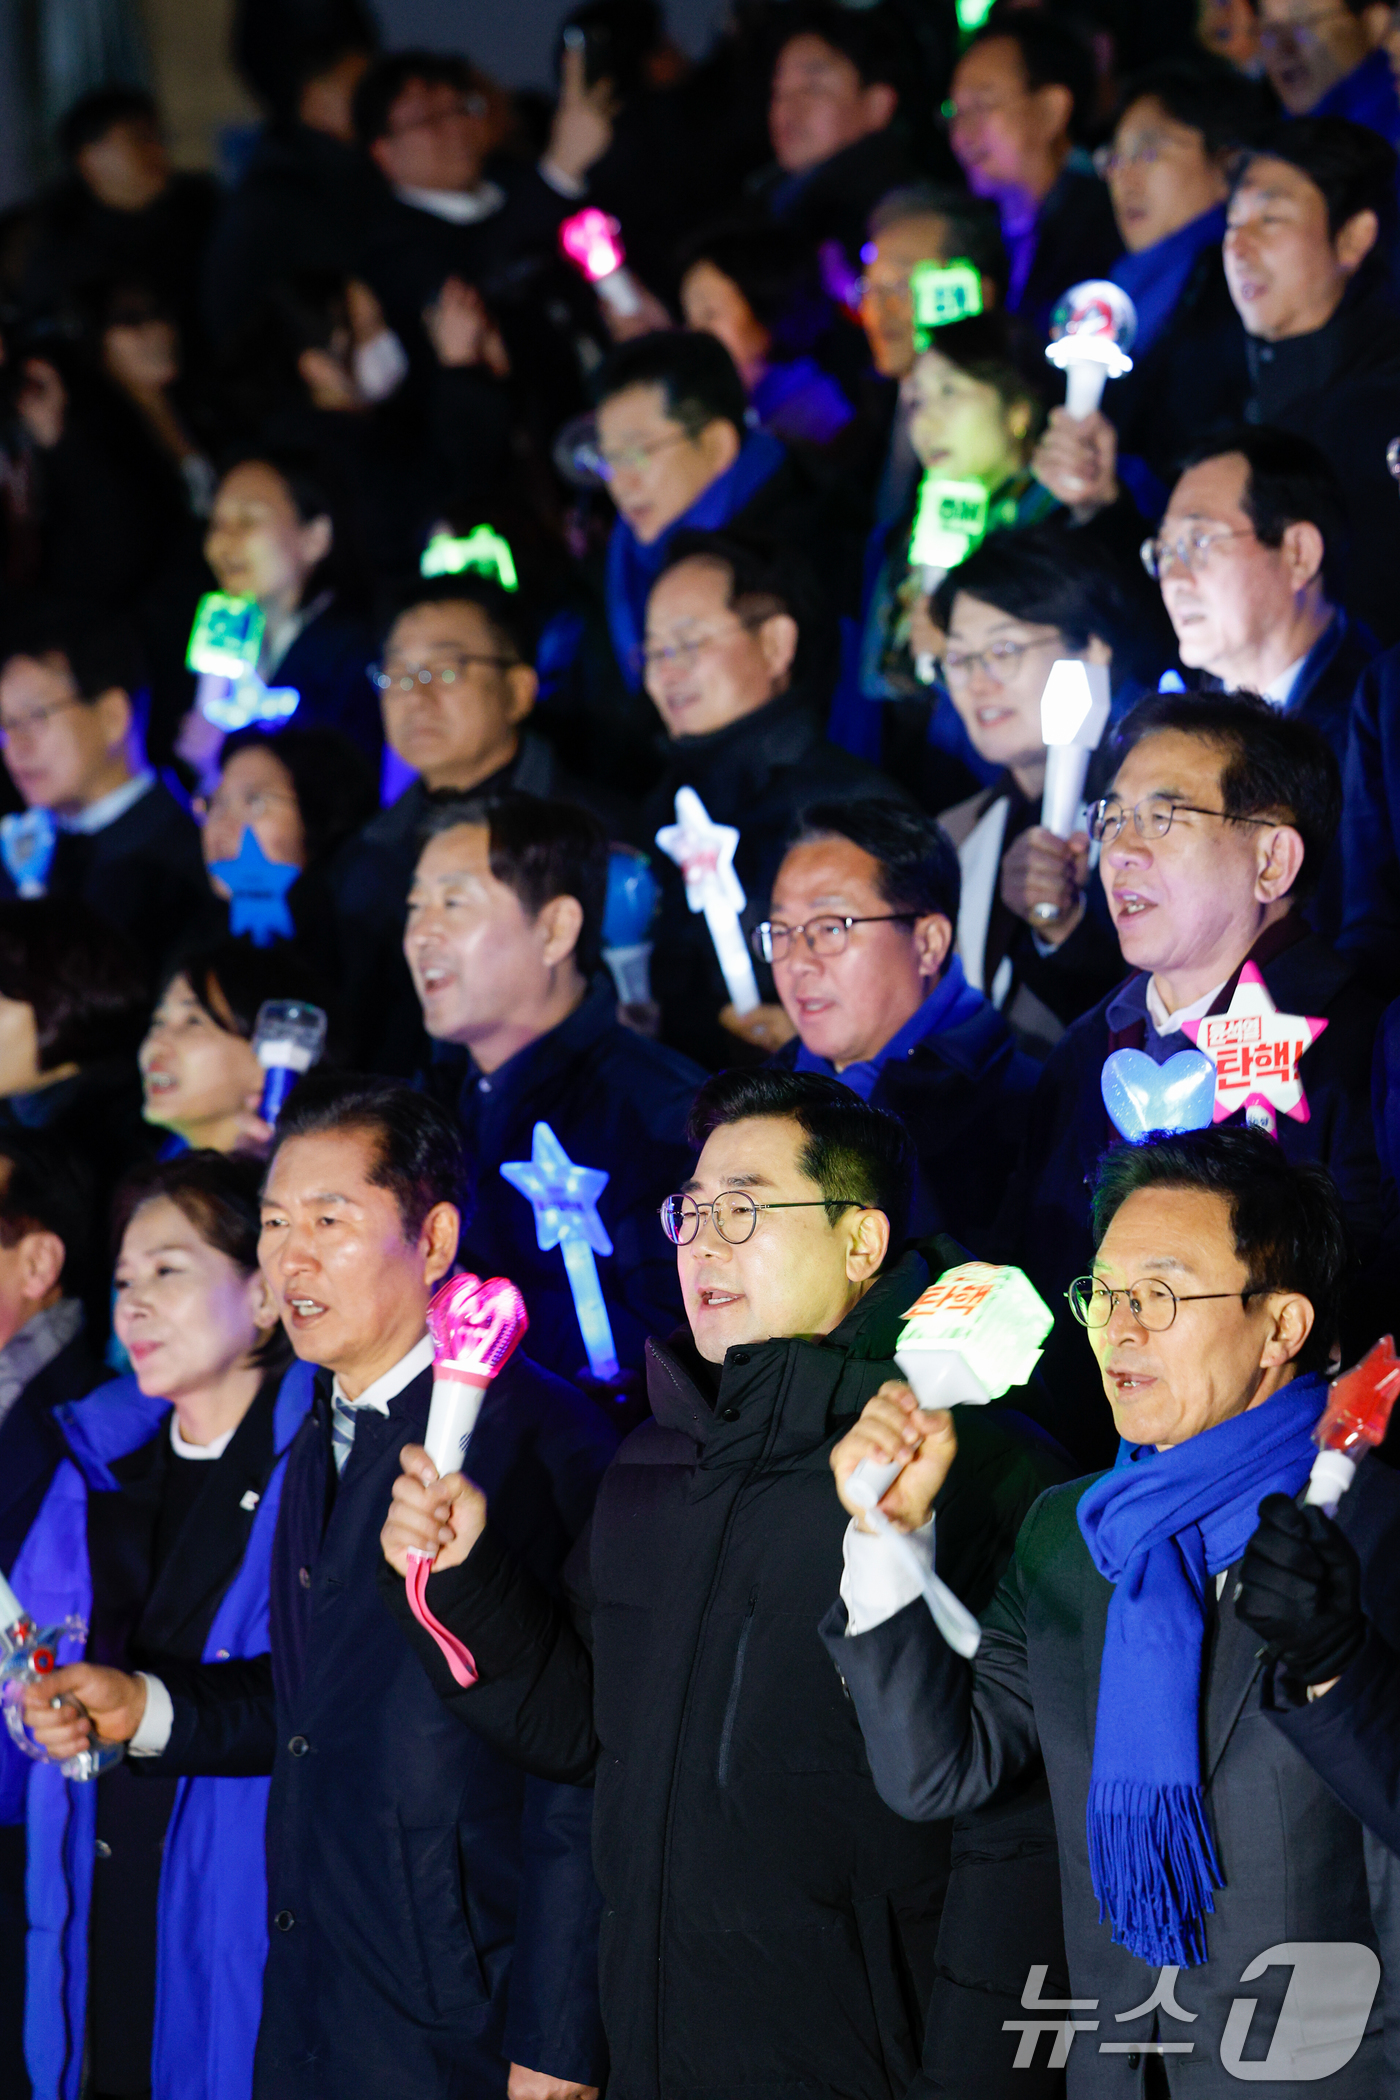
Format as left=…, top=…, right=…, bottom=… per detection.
left=148, top=1355, right=615, bottom=2100
left=271, top=606, right=382, bottom=762
left=424, top=979, right=703, bottom=1381
left=995, top=924, right=1396, bottom=1464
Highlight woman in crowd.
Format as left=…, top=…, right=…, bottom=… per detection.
left=678, top=223, right=858, bottom=449
left=7, top=1150, right=312, bottom=2100
left=179, top=445, right=381, bottom=781
left=847, top=311, right=1056, bottom=803
left=0, top=898, right=154, bottom=1215
left=89, top=276, right=218, bottom=516
left=197, top=721, right=378, bottom=950
left=140, top=935, right=334, bottom=1157
left=930, top=526, right=1137, bottom=1054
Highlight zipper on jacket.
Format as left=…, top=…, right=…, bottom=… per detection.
left=716, top=1591, right=757, bottom=1787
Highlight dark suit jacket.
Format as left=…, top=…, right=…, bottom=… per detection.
left=424, top=978, right=703, bottom=1380
left=150, top=1357, right=616, bottom=2100
left=0, top=779, right=219, bottom=976
left=824, top=1453, right=1400, bottom=2096
left=996, top=924, right=1396, bottom=1463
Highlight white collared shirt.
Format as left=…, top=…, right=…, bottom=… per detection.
left=1145, top=974, right=1230, bottom=1038
left=132, top=1333, right=436, bottom=1757
left=59, top=769, right=155, bottom=836
left=331, top=1331, right=433, bottom=1418
left=1258, top=656, right=1307, bottom=710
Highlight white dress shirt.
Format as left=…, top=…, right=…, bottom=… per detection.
left=131, top=1335, right=435, bottom=1755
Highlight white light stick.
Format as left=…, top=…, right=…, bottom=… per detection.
left=1044, top=280, right=1136, bottom=420
left=846, top=1265, right=1054, bottom=1658
left=500, top=1122, right=620, bottom=1381
left=655, top=786, right=761, bottom=1014
left=1039, top=658, right=1112, bottom=841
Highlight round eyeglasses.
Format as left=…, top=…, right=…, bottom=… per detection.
left=1067, top=1275, right=1261, bottom=1332
left=369, top=653, right=517, bottom=693
left=660, top=1192, right=864, bottom=1245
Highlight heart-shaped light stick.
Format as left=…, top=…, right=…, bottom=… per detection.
left=404, top=1273, right=529, bottom=1686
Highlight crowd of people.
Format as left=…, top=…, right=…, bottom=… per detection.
left=4, top=0, right=1400, bottom=2094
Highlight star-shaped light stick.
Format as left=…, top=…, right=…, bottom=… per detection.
left=208, top=826, right=299, bottom=946
left=655, top=786, right=761, bottom=1014
left=1181, top=962, right=1328, bottom=1137
left=500, top=1122, right=619, bottom=1380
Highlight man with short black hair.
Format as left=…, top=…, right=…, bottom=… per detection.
left=741, top=797, right=1035, bottom=1243
left=828, top=1126, right=1400, bottom=2090
left=1225, top=116, right=1400, bottom=644
left=1258, top=0, right=1400, bottom=143
left=19, top=86, right=218, bottom=371
left=0, top=614, right=217, bottom=971
left=25, top=1076, right=615, bottom=2100
left=594, top=331, right=857, bottom=689
left=328, top=575, right=592, bottom=1074
left=381, top=1067, right=1071, bottom=2098
left=947, top=13, right=1121, bottom=342
left=856, top=185, right=1010, bottom=528
left=637, top=531, right=889, bottom=1065
left=354, top=44, right=613, bottom=381
left=752, top=1, right=945, bottom=273
left=999, top=691, right=1395, bottom=1459
left=408, top=792, right=703, bottom=1380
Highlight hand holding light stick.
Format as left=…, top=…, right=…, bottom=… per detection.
left=560, top=207, right=644, bottom=319
left=1303, top=1336, right=1400, bottom=1516
left=846, top=1264, right=1054, bottom=1657
left=655, top=786, right=761, bottom=1015
left=253, top=1000, right=327, bottom=1122
left=1044, top=280, right=1136, bottom=421
left=403, top=1273, right=530, bottom=1687
left=1033, top=657, right=1112, bottom=923
left=501, top=1122, right=620, bottom=1382
left=0, top=1565, right=122, bottom=1781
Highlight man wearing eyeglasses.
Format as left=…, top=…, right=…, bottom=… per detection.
left=328, top=576, right=607, bottom=1076
left=379, top=1065, right=1071, bottom=2099
left=995, top=688, right=1395, bottom=1463
left=352, top=46, right=614, bottom=389
left=1257, top=0, right=1400, bottom=143
left=826, top=1126, right=1400, bottom=2095
left=0, top=611, right=218, bottom=975
left=638, top=532, right=891, bottom=1069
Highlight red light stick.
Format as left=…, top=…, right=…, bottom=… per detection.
left=404, top=1273, right=528, bottom=1686
left=1304, top=1336, right=1400, bottom=1515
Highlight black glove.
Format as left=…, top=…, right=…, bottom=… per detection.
left=1235, top=1492, right=1366, bottom=1687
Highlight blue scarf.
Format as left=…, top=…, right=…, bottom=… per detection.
left=605, top=429, right=787, bottom=689
left=1076, top=1372, right=1325, bottom=1966
left=1111, top=204, right=1226, bottom=364
left=795, top=955, right=985, bottom=1101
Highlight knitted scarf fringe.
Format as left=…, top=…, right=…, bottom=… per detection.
left=1087, top=1779, right=1222, bottom=1968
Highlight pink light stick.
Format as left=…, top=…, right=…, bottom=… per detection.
left=404, top=1273, right=528, bottom=1687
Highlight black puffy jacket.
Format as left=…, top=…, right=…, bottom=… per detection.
left=385, top=1247, right=1072, bottom=2099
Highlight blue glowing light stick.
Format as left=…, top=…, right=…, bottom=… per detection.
left=500, top=1122, right=619, bottom=1380
left=602, top=846, right=658, bottom=1005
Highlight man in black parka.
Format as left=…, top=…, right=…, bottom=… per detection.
left=382, top=1069, right=1073, bottom=2099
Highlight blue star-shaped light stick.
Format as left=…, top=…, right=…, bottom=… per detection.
left=500, top=1121, right=619, bottom=1380
left=208, top=827, right=299, bottom=947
